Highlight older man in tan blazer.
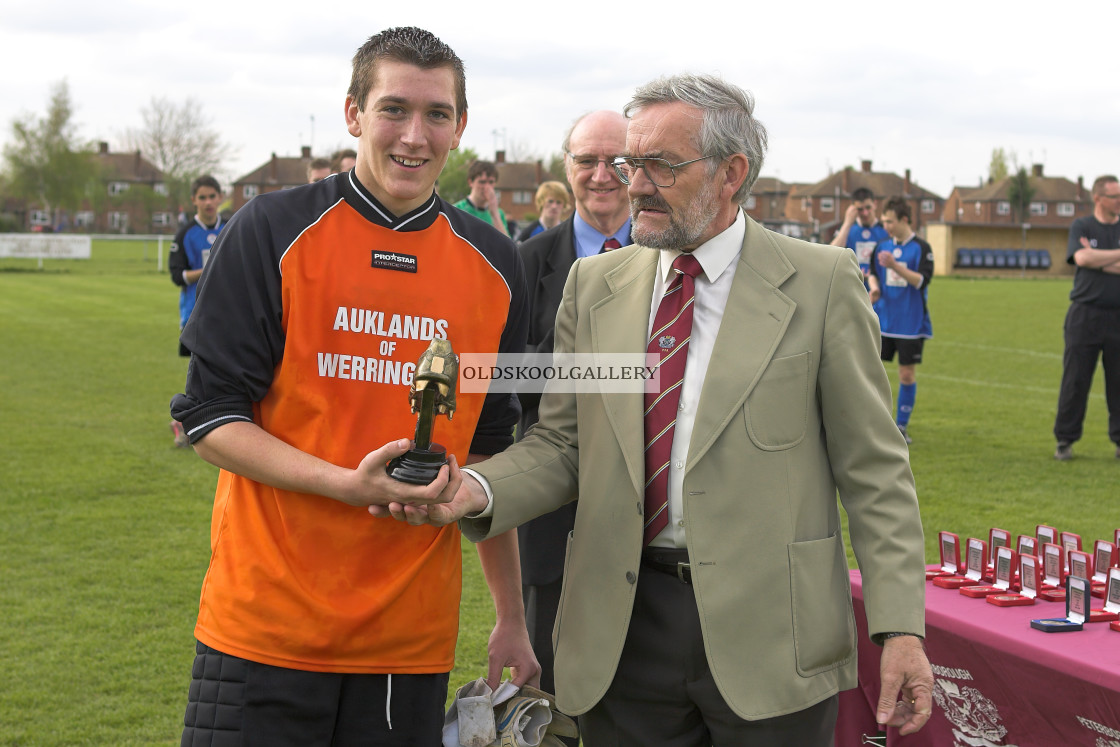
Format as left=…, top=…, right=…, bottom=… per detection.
left=380, top=73, right=933, bottom=746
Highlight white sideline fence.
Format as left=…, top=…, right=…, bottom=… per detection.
left=0, top=233, right=170, bottom=270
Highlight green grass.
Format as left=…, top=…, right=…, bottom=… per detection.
left=1, top=246, right=1116, bottom=744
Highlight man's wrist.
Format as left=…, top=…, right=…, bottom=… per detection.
left=874, top=631, right=923, bottom=645
left=459, top=468, right=494, bottom=517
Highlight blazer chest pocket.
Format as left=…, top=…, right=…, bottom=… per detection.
left=742, top=352, right=809, bottom=450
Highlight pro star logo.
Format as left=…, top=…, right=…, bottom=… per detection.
left=371, top=250, right=418, bottom=273
left=861, top=229, right=871, bottom=239
left=207, top=234, right=218, bottom=245
left=658, top=335, right=676, bottom=350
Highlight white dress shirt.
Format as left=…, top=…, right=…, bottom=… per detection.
left=646, top=210, right=745, bottom=547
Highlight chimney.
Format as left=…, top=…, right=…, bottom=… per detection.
left=1078, top=176, right=1085, bottom=199
left=99, top=141, right=109, bottom=155
left=301, top=145, right=311, bottom=159
left=904, top=169, right=911, bottom=195
left=135, top=150, right=142, bottom=173
left=841, top=166, right=850, bottom=195
left=495, top=150, right=506, bottom=164
left=535, top=159, right=543, bottom=184
left=1032, top=163, right=1043, bottom=177
left=861, top=159, right=872, bottom=173
left=270, top=153, right=278, bottom=182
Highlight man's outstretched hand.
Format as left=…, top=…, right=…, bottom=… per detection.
left=368, top=466, right=489, bottom=526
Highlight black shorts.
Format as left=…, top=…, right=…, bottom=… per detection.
left=881, top=337, right=925, bottom=366
left=181, top=641, right=449, bottom=746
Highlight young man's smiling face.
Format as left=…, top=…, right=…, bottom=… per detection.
left=345, top=59, right=467, bottom=216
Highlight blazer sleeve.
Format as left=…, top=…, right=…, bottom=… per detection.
left=461, top=257, right=584, bottom=541
left=817, top=250, right=926, bottom=638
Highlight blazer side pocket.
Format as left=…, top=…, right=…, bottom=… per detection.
left=743, top=352, right=809, bottom=450
left=788, top=532, right=856, bottom=676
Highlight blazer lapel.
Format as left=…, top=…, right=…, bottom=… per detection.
left=688, top=220, right=796, bottom=466
left=540, top=222, right=577, bottom=301
left=590, top=248, right=659, bottom=496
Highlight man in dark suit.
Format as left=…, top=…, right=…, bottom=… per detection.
left=517, top=109, right=631, bottom=696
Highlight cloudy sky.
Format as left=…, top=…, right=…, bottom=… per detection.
left=2, top=0, right=1116, bottom=200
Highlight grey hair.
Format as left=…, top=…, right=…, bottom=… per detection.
left=624, top=74, right=767, bottom=205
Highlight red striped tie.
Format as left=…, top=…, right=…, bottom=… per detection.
left=601, top=237, right=622, bottom=253
left=643, top=253, right=702, bottom=546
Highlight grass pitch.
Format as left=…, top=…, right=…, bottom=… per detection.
left=0, top=244, right=1115, bottom=744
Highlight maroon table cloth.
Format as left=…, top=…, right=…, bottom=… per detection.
left=835, top=569, right=1120, bottom=746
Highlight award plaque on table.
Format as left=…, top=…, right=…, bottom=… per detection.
left=1060, top=531, right=1082, bottom=555
left=932, top=531, right=972, bottom=587
left=1037, top=524, right=1057, bottom=547
left=1017, top=534, right=1037, bottom=559
left=1016, top=554, right=1042, bottom=604
left=1088, top=566, right=1120, bottom=623
left=960, top=538, right=1001, bottom=597
left=1088, top=539, right=1115, bottom=591
left=987, top=547, right=1034, bottom=607
left=1106, top=569, right=1120, bottom=632
left=1032, top=575, right=1087, bottom=632
left=987, top=527, right=1010, bottom=580
left=1068, top=550, right=1093, bottom=589
left=1039, top=543, right=1067, bottom=602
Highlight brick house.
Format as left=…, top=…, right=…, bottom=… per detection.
left=230, top=146, right=317, bottom=212
left=928, top=165, right=1091, bottom=276
left=784, top=160, right=944, bottom=242
left=493, top=150, right=551, bottom=230
left=17, top=142, right=173, bottom=234
left=745, top=176, right=811, bottom=238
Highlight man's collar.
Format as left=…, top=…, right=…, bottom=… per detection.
left=656, top=209, right=744, bottom=284
left=343, top=171, right=440, bottom=231
left=573, top=211, right=632, bottom=258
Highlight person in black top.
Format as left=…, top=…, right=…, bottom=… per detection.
left=1054, top=174, right=1120, bottom=460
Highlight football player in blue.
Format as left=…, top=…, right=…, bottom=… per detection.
left=867, top=197, right=933, bottom=444
left=831, top=186, right=889, bottom=277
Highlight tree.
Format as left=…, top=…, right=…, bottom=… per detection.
left=1008, top=166, right=1035, bottom=225
left=121, top=96, right=236, bottom=208
left=2, top=80, right=100, bottom=227
left=545, top=152, right=568, bottom=185
left=989, top=148, right=1010, bottom=183
left=437, top=146, right=479, bottom=204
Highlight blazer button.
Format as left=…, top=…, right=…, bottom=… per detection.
left=625, top=571, right=636, bottom=584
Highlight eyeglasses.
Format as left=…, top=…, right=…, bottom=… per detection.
left=611, top=155, right=720, bottom=188
left=566, top=152, right=616, bottom=171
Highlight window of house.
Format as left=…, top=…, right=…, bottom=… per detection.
left=154, top=183, right=168, bottom=196
left=820, top=197, right=834, bottom=212
left=974, top=201, right=982, bottom=215
left=108, top=182, right=130, bottom=196
left=921, top=199, right=935, bottom=214
left=512, top=190, right=533, bottom=205
left=152, top=212, right=172, bottom=226
left=74, top=212, right=94, bottom=228
left=109, top=212, right=129, bottom=230
left=30, top=210, right=51, bottom=225
left=1057, top=202, right=1075, bottom=217
left=745, top=195, right=757, bottom=210
left=997, top=201, right=1010, bottom=215
left=1029, top=202, right=1047, bottom=216
left=243, top=185, right=259, bottom=199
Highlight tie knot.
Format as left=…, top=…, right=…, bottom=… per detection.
left=601, top=237, right=622, bottom=251
left=672, top=253, right=702, bottom=279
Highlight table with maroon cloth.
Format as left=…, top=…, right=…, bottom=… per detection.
left=835, top=569, right=1120, bottom=746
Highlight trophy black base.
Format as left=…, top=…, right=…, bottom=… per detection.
left=387, top=442, right=448, bottom=485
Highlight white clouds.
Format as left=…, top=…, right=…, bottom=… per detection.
left=1, top=0, right=1118, bottom=198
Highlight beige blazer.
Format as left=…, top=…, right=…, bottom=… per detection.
left=463, top=216, right=925, bottom=720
